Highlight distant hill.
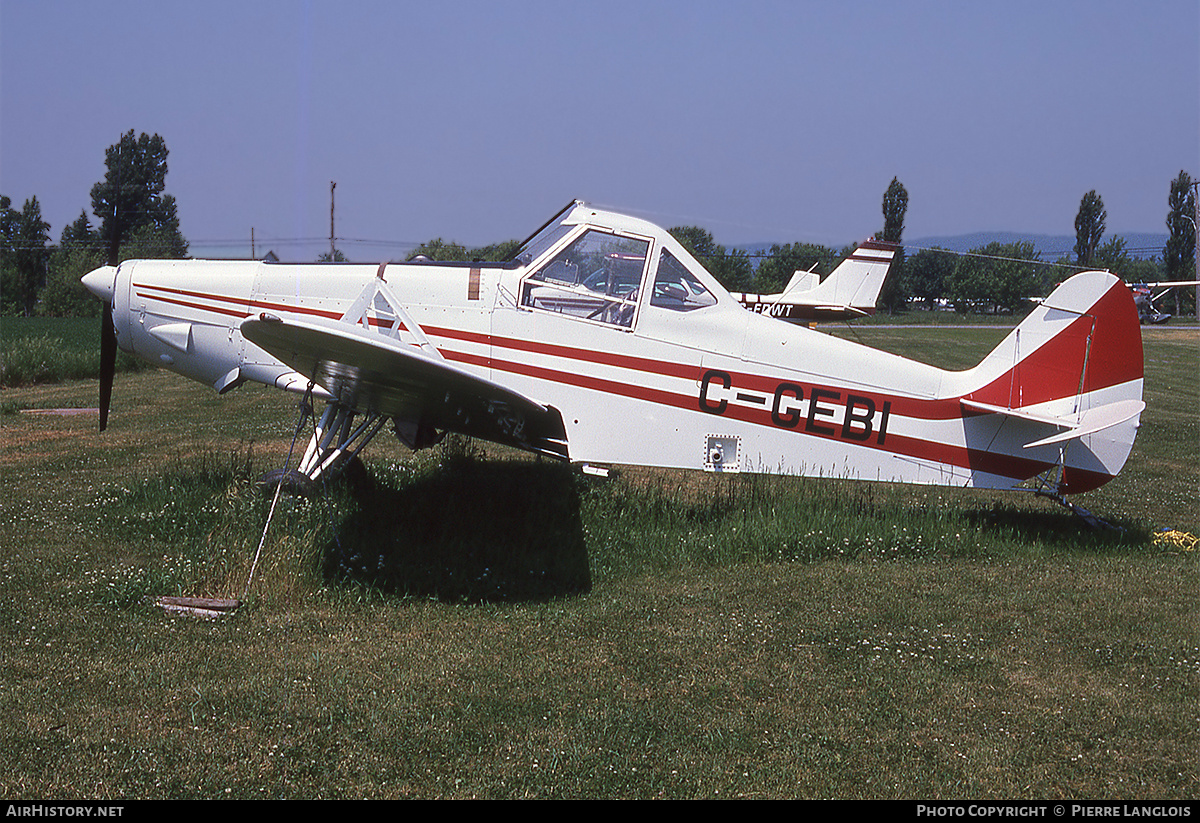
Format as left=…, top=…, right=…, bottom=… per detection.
left=737, top=232, right=1169, bottom=264
left=906, top=232, right=1168, bottom=260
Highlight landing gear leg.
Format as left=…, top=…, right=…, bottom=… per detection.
left=246, top=386, right=318, bottom=598
left=260, top=398, right=388, bottom=495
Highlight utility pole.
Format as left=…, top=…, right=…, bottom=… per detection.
left=1193, top=181, right=1198, bottom=320
left=330, top=181, right=337, bottom=261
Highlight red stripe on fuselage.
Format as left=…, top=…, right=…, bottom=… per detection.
left=467, top=342, right=1065, bottom=486
left=133, top=283, right=957, bottom=420
left=130, top=283, right=1113, bottom=487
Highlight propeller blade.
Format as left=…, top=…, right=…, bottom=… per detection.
left=99, top=301, right=116, bottom=431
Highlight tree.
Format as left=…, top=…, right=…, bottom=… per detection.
left=61, top=210, right=100, bottom=249
left=0, top=196, right=17, bottom=314
left=1074, top=190, right=1106, bottom=267
left=0, top=196, right=51, bottom=315
left=118, top=223, right=188, bottom=262
left=905, top=247, right=955, bottom=310
left=407, top=238, right=469, bottom=262
left=39, top=211, right=103, bottom=317
left=752, top=242, right=837, bottom=294
left=1164, top=171, right=1197, bottom=317
left=404, top=238, right=522, bottom=264
left=471, top=239, right=521, bottom=262
left=947, top=242, right=1042, bottom=314
left=668, top=226, right=752, bottom=292
left=880, top=177, right=908, bottom=244
left=1118, top=255, right=1163, bottom=286
left=1093, top=236, right=1132, bottom=276
left=1164, top=171, right=1195, bottom=281
left=90, top=131, right=188, bottom=261
left=877, top=177, right=909, bottom=312
left=668, top=225, right=720, bottom=261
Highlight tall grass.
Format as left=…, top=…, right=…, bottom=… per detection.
left=0, top=317, right=147, bottom=388
left=0, top=335, right=101, bottom=387
left=582, top=470, right=1147, bottom=576
left=84, top=442, right=1149, bottom=612
left=89, top=450, right=333, bottom=608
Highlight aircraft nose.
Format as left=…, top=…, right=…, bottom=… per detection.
left=81, top=265, right=117, bottom=302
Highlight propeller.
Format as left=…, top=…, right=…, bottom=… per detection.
left=99, top=300, right=117, bottom=431
left=80, top=264, right=119, bottom=432
left=95, top=146, right=122, bottom=432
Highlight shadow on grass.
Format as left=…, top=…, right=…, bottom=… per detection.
left=958, top=501, right=1151, bottom=551
left=321, top=457, right=591, bottom=603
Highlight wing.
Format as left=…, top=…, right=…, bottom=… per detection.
left=241, top=316, right=569, bottom=459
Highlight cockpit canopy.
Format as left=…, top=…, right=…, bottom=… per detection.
left=515, top=201, right=720, bottom=329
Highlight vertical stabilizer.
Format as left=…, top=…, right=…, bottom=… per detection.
left=735, top=239, right=897, bottom=322
left=956, top=271, right=1144, bottom=494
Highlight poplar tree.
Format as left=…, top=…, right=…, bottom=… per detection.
left=1, top=196, right=52, bottom=315
left=881, top=177, right=908, bottom=244
left=878, top=177, right=908, bottom=312
left=1074, top=190, right=1106, bottom=267
left=1164, top=171, right=1195, bottom=280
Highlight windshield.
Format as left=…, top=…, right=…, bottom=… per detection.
left=521, top=230, right=651, bottom=328
left=511, top=201, right=580, bottom=266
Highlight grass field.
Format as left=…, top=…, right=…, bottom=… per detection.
left=0, top=321, right=1195, bottom=799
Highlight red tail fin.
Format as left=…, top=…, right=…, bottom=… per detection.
left=961, top=271, right=1144, bottom=493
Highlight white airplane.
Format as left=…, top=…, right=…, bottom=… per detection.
left=733, top=239, right=896, bottom=322
left=81, top=200, right=1145, bottom=508
left=1130, top=280, right=1200, bottom=325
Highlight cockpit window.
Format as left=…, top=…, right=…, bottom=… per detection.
left=521, top=230, right=650, bottom=328
left=650, top=249, right=717, bottom=312
left=513, top=219, right=576, bottom=267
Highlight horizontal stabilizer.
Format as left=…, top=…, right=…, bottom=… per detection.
left=1022, top=399, right=1145, bottom=449
left=781, top=269, right=821, bottom=296
left=961, top=398, right=1074, bottom=428
left=810, top=304, right=871, bottom=317
left=961, top=398, right=1145, bottom=449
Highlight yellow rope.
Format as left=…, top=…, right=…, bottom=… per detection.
left=1153, top=530, right=1198, bottom=551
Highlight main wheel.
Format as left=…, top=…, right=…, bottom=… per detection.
left=257, top=468, right=317, bottom=497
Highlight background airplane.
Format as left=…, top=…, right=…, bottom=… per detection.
left=732, top=239, right=896, bottom=322
left=1129, top=280, right=1200, bottom=324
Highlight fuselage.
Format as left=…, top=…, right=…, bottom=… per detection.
left=84, top=202, right=1143, bottom=493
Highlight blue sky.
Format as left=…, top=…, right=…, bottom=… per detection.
left=1, top=0, right=1196, bottom=261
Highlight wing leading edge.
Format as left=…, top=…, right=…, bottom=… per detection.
left=240, top=316, right=569, bottom=460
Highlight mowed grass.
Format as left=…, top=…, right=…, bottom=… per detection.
left=0, top=324, right=1195, bottom=799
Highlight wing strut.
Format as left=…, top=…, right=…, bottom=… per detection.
left=341, top=263, right=444, bottom=359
